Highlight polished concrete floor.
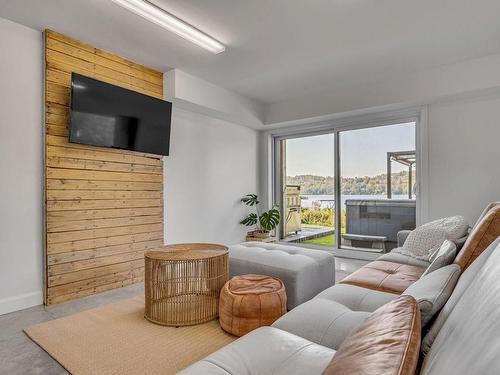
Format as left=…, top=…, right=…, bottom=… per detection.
left=1, top=262, right=358, bottom=375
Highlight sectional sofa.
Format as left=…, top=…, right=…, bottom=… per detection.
left=180, top=203, right=500, bottom=374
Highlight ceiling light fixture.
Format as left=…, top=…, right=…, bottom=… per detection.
left=110, top=0, right=226, bottom=54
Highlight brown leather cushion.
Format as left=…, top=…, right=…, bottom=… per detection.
left=219, top=275, right=287, bottom=337
left=340, top=260, right=426, bottom=294
left=454, top=205, right=500, bottom=271
left=322, top=295, right=421, bottom=375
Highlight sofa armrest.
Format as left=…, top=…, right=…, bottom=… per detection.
left=397, top=230, right=412, bottom=247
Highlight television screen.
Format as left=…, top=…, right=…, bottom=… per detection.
left=69, top=73, right=172, bottom=156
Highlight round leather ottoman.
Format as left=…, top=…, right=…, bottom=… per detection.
left=219, top=274, right=287, bottom=336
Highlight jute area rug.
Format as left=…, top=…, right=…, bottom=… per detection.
left=24, top=295, right=235, bottom=375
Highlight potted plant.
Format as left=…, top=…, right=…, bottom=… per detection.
left=240, top=194, right=280, bottom=238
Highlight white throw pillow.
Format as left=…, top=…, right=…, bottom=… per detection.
left=403, top=264, right=461, bottom=327
left=422, top=240, right=457, bottom=277
left=394, top=216, right=468, bottom=261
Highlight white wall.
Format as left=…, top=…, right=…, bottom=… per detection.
left=166, top=69, right=265, bottom=129
left=427, top=93, right=500, bottom=223
left=0, top=18, right=43, bottom=314
left=164, top=108, right=258, bottom=245
left=264, top=52, right=500, bottom=127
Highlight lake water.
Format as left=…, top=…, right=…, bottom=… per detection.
left=301, top=194, right=412, bottom=209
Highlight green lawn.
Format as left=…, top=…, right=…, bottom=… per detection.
left=300, top=224, right=346, bottom=247
left=302, top=234, right=335, bottom=247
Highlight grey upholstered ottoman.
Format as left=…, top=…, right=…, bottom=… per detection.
left=228, top=242, right=336, bottom=309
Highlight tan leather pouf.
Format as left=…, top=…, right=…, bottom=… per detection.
left=219, top=274, right=287, bottom=336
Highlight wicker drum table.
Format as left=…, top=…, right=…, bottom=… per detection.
left=144, top=243, right=228, bottom=326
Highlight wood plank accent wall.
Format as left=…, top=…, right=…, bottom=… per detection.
left=44, top=30, right=165, bottom=304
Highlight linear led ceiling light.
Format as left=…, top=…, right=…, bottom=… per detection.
left=110, top=0, right=226, bottom=54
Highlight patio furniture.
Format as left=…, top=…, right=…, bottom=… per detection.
left=285, top=185, right=302, bottom=235
left=219, top=274, right=287, bottom=336
left=144, top=243, right=229, bottom=326
left=343, top=199, right=416, bottom=251
left=342, top=233, right=387, bottom=252
left=229, top=242, right=335, bottom=309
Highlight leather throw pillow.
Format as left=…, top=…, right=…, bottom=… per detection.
left=322, top=295, right=421, bottom=375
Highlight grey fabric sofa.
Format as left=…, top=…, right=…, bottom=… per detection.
left=228, top=242, right=336, bottom=309
left=179, top=237, right=500, bottom=374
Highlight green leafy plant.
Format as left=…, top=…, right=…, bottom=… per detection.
left=240, top=194, right=280, bottom=233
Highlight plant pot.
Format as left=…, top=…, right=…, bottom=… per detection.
left=253, top=231, right=270, bottom=239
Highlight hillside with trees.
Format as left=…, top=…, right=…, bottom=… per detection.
left=287, top=171, right=415, bottom=195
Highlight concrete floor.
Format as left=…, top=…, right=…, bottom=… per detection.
left=0, top=283, right=144, bottom=375
left=1, top=262, right=358, bottom=375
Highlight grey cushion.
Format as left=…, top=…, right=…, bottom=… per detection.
left=403, top=264, right=461, bottom=327
left=397, top=230, right=412, bottom=247
left=378, top=251, right=432, bottom=268
left=229, top=242, right=336, bottom=309
left=314, top=283, right=397, bottom=312
left=272, top=298, right=370, bottom=350
left=178, top=327, right=335, bottom=375
left=393, top=216, right=468, bottom=261
left=420, top=239, right=500, bottom=375
left=421, top=237, right=500, bottom=356
left=422, top=240, right=457, bottom=277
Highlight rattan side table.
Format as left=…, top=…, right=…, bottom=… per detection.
left=144, top=243, right=229, bottom=326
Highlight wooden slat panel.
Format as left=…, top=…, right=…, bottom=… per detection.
left=47, top=189, right=162, bottom=201
left=46, top=68, right=71, bottom=87
left=47, top=156, right=163, bottom=174
left=46, top=51, right=163, bottom=96
left=44, top=30, right=164, bottom=304
left=47, top=179, right=162, bottom=191
left=46, top=30, right=162, bottom=79
left=46, top=124, right=67, bottom=137
left=47, top=230, right=163, bottom=254
left=47, top=223, right=162, bottom=244
left=46, top=37, right=163, bottom=87
left=47, top=273, right=145, bottom=304
left=46, top=134, right=162, bottom=159
left=48, top=239, right=163, bottom=265
left=46, top=101, right=69, bottom=116
left=46, top=112, right=68, bottom=127
left=48, top=249, right=148, bottom=276
left=48, top=259, right=145, bottom=287
left=47, top=198, right=162, bottom=211
left=47, top=168, right=162, bottom=182
left=46, top=87, right=69, bottom=106
left=47, top=214, right=163, bottom=233
left=47, top=207, right=163, bottom=221
left=46, top=61, right=162, bottom=99
left=47, top=145, right=162, bottom=166
left=47, top=267, right=145, bottom=301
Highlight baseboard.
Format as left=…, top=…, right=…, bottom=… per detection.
left=0, top=291, right=43, bottom=316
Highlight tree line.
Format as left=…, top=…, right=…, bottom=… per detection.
left=287, top=171, right=415, bottom=195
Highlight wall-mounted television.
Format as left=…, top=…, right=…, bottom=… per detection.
left=69, top=73, right=172, bottom=156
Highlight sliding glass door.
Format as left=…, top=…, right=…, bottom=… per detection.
left=274, top=120, right=418, bottom=257
left=338, top=122, right=416, bottom=253
left=278, top=133, right=335, bottom=249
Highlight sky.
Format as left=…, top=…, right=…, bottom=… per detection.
left=286, top=122, right=415, bottom=178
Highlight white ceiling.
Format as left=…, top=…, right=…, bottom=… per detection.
left=2, top=0, right=500, bottom=104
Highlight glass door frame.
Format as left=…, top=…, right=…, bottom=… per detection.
left=270, top=109, right=425, bottom=260
left=273, top=129, right=336, bottom=250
